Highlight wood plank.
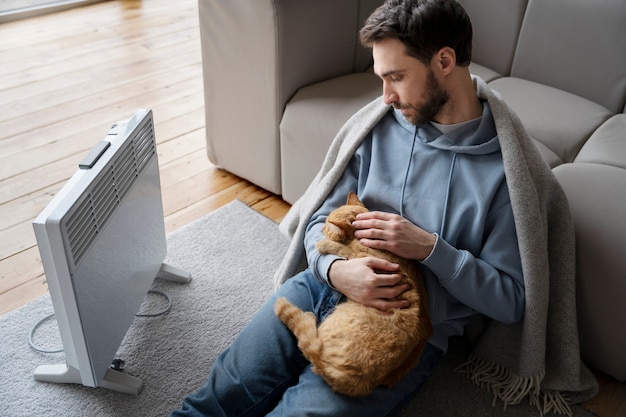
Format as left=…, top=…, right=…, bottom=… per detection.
left=0, top=63, right=202, bottom=148
left=0, top=182, right=61, bottom=231
left=164, top=181, right=274, bottom=233
left=0, top=246, right=42, bottom=295
left=0, top=221, right=37, bottom=261
left=0, top=149, right=215, bottom=288
left=583, top=371, right=626, bottom=417
left=158, top=149, right=214, bottom=190
left=0, top=80, right=203, bottom=180
left=0, top=274, right=48, bottom=317
left=0, top=131, right=206, bottom=259
left=0, top=2, right=197, bottom=73
left=0, top=39, right=200, bottom=112
left=250, top=195, right=291, bottom=224
left=0, top=87, right=204, bottom=205
left=162, top=167, right=240, bottom=217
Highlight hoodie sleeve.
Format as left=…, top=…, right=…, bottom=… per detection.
left=422, top=197, right=525, bottom=324
left=303, top=158, right=361, bottom=283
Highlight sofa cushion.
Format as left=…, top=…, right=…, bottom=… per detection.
left=552, top=163, right=626, bottom=382
left=532, top=139, right=562, bottom=168
left=575, top=114, right=626, bottom=169
left=488, top=77, right=613, bottom=163
left=469, top=63, right=500, bottom=83
left=280, top=73, right=381, bottom=203
left=511, top=0, right=626, bottom=113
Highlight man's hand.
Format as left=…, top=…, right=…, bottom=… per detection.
left=328, top=257, right=410, bottom=312
left=352, top=211, right=436, bottom=261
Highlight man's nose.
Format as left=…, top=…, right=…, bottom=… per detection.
left=383, top=83, right=397, bottom=105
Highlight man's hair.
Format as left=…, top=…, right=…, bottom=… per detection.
left=360, top=0, right=473, bottom=67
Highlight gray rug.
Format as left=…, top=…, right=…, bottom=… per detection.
left=0, top=200, right=596, bottom=417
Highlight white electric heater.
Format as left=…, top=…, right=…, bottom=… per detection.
left=32, top=109, right=191, bottom=394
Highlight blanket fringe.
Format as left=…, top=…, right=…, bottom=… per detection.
left=456, top=355, right=573, bottom=416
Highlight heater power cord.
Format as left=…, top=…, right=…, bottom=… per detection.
left=28, top=313, right=63, bottom=353
left=28, top=289, right=172, bottom=354
left=134, top=289, right=172, bottom=317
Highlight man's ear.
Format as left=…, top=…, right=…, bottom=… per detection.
left=432, top=47, right=456, bottom=75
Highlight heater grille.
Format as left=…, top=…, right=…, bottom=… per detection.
left=64, top=117, right=156, bottom=269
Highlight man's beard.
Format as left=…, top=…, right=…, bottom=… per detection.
left=394, top=69, right=449, bottom=126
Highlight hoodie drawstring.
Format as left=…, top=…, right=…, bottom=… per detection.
left=399, top=129, right=418, bottom=218
left=439, top=152, right=458, bottom=237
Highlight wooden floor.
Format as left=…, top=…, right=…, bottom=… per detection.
left=0, top=1, right=623, bottom=416
left=0, top=0, right=290, bottom=317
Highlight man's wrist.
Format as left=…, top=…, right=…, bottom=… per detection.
left=419, top=233, right=439, bottom=262
left=327, top=258, right=346, bottom=290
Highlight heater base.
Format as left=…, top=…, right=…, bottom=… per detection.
left=33, top=364, right=143, bottom=394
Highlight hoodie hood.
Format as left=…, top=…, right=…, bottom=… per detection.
left=392, top=101, right=500, bottom=155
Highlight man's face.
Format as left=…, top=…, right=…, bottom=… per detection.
left=373, top=38, right=449, bottom=126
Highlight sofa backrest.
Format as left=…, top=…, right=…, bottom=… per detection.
left=199, top=0, right=386, bottom=195
left=511, top=0, right=626, bottom=113
left=354, top=0, right=386, bottom=71
left=276, top=0, right=369, bottom=109
left=458, top=0, right=528, bottom=77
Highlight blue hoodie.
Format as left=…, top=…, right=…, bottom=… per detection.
left=304, top=101, right=524, bottom=352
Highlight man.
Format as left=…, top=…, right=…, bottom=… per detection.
left=171, top=1, right=596, bottom=415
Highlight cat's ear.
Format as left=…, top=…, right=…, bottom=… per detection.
left=323, top=222, right=346, bottom=242
left=346, top=191, right=365, bottom=207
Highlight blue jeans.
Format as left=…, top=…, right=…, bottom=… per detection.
left=169, top=270, right=442, bottom=417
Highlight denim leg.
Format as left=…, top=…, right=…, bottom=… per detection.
left=266, top=343, right=442, bottom=417
left=169, top=270, right=342, bottom=417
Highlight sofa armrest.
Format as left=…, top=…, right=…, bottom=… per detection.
left=199, top=0, right=380, bottom=194
left=553, top=163, right=626, bottom=381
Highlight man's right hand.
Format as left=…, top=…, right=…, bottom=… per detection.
left=328, top=257, right=410, bottom=312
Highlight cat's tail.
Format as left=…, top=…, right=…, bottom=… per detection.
left=274, top=297, right=323, bottom=363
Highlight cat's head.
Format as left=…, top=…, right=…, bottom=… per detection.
left=322, top=192, right=369, bottom=243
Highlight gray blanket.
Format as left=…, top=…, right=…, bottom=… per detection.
left=273, top=77, right=598, bottom=415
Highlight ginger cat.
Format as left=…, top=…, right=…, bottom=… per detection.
left=274, top=192, right=432, bottom=396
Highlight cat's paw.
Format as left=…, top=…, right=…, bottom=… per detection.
left=321, top=222, right=345, bottom=242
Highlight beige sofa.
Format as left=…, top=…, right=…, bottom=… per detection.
left=198, top=0, right=626, bottom=382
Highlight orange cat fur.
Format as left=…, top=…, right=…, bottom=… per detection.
left=274, top=192, right=432, bottom=396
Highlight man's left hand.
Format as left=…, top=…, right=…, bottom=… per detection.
left=352, top=211, right=437, bottom=261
